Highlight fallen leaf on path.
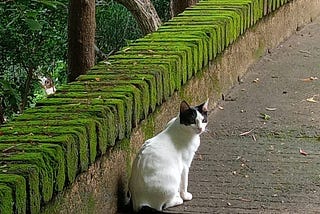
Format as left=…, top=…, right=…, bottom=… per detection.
left=298, top=50, right=311, bottom=55
left=300, top=76, right=318, bottom=82
left=265, top=107, right=277, bottom=111
left=218, top=105, right=224, bottom=110
left=239, top=129, right=254, bottom=136
left=260, top=113, right=271, bottom=120
left=299, top=148, right=308, bottom=156
left=306, top=97, right=318, bottom=103
left=239, top=198, right=251, bottom=202
left=252, top=78, right=260, bottom=83
left=252, top=134, right=257, bottom=141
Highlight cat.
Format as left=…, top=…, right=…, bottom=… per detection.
left=128, top=99, right=209, bottom=212
left=38, top=76, right=56, bottom=95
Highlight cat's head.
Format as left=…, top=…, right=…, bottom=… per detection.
left=179, top=99, right=209, bottom=135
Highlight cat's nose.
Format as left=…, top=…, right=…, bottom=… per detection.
left=197, top=127, right=203, bottom=134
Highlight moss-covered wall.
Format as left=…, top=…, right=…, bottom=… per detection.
left=0, top=0, right=312, bottom=213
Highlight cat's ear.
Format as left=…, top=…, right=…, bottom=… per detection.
left=180, top=100, right=190, bottom=113
left=200, top=98, right=209, bottom=112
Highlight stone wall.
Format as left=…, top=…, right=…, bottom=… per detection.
left=0, top=0, right=320, bottom=213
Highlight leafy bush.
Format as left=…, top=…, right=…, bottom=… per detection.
left=0, top=0, right=171, bottom=123
left=0, top=0, right=68, bottom=122
left=96, top=0, right=142, bottom=56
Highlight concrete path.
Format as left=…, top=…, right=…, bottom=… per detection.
left=168, top=16, right=320, bottom=213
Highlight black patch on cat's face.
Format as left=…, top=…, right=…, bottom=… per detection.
left=179, top=100, right=208, bottom=126
left=180, top=107, right=197, bottom=126
left=195, top=103, right=208, bottom=123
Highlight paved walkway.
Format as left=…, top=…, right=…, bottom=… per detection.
left=168, top=16, right=320, bottom=213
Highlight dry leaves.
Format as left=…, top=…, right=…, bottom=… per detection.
left=239, top=129, right=254, bottom=136
left=218, top=105, right=224, bottom=110
left=265, top=107, right=277, bottom=111
left=239, top=129, right=257, bottom=141
left=299, top=148, right=308, bottom=156
left=306, top=94, right=319, bottom=103
left=252, top=78, right=260, bottom=83
left=301, top=76, right=318, bottom=82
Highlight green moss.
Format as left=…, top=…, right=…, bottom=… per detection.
left=0, top=153, right=54, bottom=204
left=0, top=184, right=14, bottom=214
left=0, top=174, right=26, bottom=214
left=2, top=164, right=41, bottom=214
left=36, top=97, right=130, bottom=141
left=90, top=65, right=162, bottom=108
left=191, top=5, right=248, bottom=34
left=171, top=16, right=232, bottom=49
left=115, top=50, right=186, bottom=90
left=141, top=115, right=156, bottom=141
left=0, top=142, right=65, bottom=193
left=115, top=138, right=132, bottom=180
left=75, top=73, right=154, bottom=116
left=203, top=0, right=261, bottom=25
left=117, top=47, right=190, bottom=84
left=109, top=53, right=182, bottom=92
left=144, top=33, right=207, bottom=76
left=198, top=1, right=253, bottom=27
left=120, top=45, right=186, bottom=98
left=86, top=193, right=96, bottom=213
left=0, top=135, right=77, bottom=185
left=254, top=40, right=266, bottom=59
left=164, top=21, right=224, bottom=54
left=64, top=79, right=143, bottom=125
left=139, top=37, right=202, bottom=75
left=0, top=125, right=89, bottom=173
left=22, top=106, right=115, bottom=155
left=183, top=9, right=242, bottom=40
left=158, top=25, right=219, bottom=61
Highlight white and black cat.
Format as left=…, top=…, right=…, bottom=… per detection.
left=128, top=99, right=209, bottom=212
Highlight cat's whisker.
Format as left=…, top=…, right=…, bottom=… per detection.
left=202, top=128, right=210, bottom=133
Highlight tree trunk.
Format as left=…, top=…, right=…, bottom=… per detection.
left=0, top=98, right=4, bottom=125
left=116, top=0, right=162, bottom=35
left=170, top=0, right=199, bottom=17
left=68, top=0, right=96, bottom=82
left=21, top=66, right=34, bottom=112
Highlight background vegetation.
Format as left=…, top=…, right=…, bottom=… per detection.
left=0, top=0, right=171, bottom=123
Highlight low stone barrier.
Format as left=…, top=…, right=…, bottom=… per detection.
left=1, top=0, right=320, bottom=213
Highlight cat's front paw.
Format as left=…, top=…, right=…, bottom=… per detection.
left=181, top=192, right=192, bottom=201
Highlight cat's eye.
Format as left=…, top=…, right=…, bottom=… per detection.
left=202, top=119, right=207, bottom=123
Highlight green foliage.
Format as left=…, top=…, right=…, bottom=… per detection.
left=0, top=0, right=68, bottom=121
left=95, top=0, right=172, bottom=56
left=0, top=79, right=21, bottom=119
left=152, top=0, right=172, bottom=22
left=96, top=0, right=143, bottom=55
left=0, top=0, right=171, bottom=122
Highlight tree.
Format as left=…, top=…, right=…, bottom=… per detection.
left=68, top=0, right=96, bottom=82
left=115, top=0, right=162, bottom=35
left=170, top=0, right=199, bottom=17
